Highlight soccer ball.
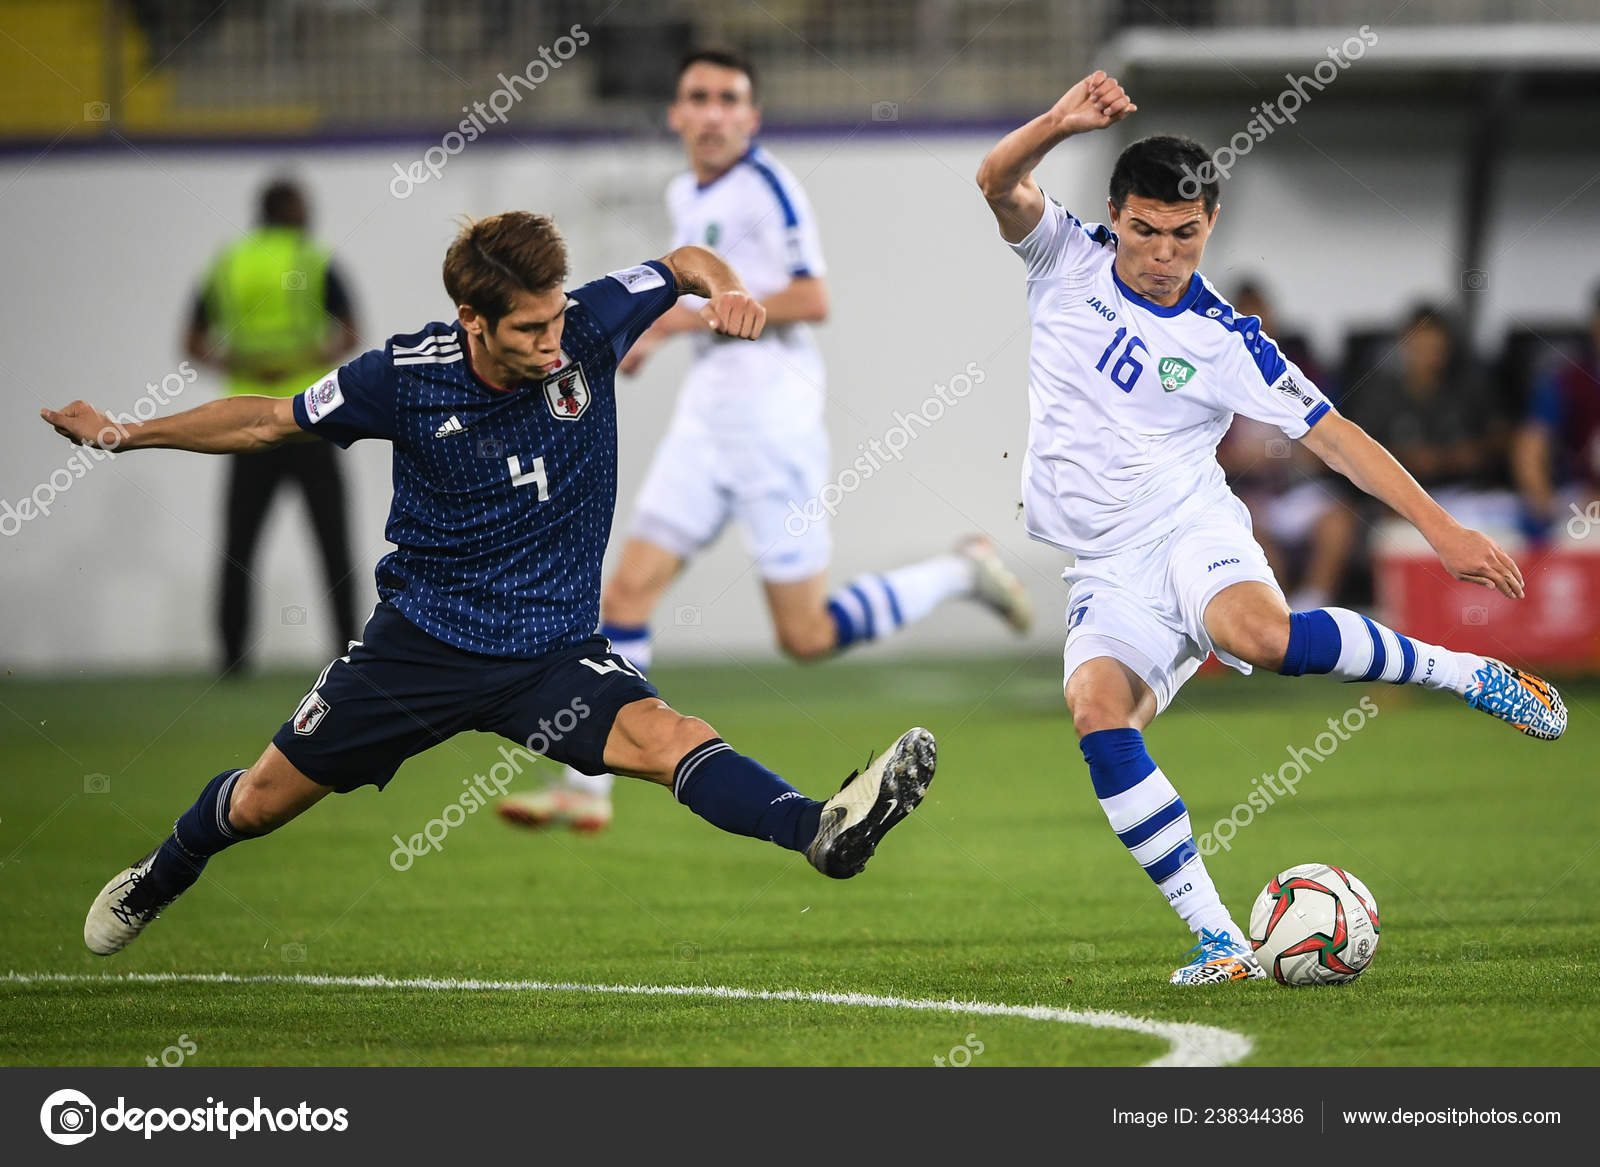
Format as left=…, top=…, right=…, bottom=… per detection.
left=1248, top=863, right=1381, bottom=986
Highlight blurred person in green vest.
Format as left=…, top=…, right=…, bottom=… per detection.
left=186, top=178, right=361, bottom=677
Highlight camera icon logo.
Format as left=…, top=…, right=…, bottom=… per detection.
left=83, top=772, right=111, bottom=794
left=870, top=100, right=900, bottom=122
left=1066, top=941, right=1098, bottom=963
left=40, top=1088, right=97, bottom=1145
left=281, top=605, right=308, bottom=626
left=280, top=941, right=308, bottom=962
left=674, top=941, right=700, bottom=963
left=1460, top=269, right=1489, bottom=291
left=281, top=270, right=308, bottom=291
left=1461, top=605, right=1489, bottom=626
left=1265, top=438, right=1291, bottom=459
left=674, top=605, right=702, bottom=627
left=476, top=436, right=505, bottom=459
left=83, top=102, right=111, bottom=122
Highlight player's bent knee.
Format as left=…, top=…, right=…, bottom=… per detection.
left=775, top=623, right=834, bottom=663
left=225, top=771, right=286, bottom=835
left=1068, top=697, right=1137, bottom=738
left=1217, top=619, right=1290, bottom=671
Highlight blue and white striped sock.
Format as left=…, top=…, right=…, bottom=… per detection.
left=1080, top=729, right=1241, bottom=940
left=562, top=622, right=653, bottom=798
left=827, top=555, right=973, bottom=651
left=1279, top=607, right=1481, bottom=695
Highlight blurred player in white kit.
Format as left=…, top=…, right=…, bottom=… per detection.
left=499, top=49, right=1032, bottom=832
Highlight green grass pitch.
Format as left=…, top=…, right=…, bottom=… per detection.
left=2, top=658, right=1596, bottom=1066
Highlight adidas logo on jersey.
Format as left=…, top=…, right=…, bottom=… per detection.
left=433, top=415, right=466, bottom=438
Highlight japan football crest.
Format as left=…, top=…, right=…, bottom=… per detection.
left=543, top=363, right=590, bottom=421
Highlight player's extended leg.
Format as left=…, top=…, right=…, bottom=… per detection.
left=83, top=745, right=329, bottom=955
left=1066, top=657, right=1266, bottom=986
left=812, top=537, right=1034, bottom=657
left=498, top=537, right=683, bottom=832
left=1203, top=582, right=1567, bottom=740
left=600, top=696, right=935, bottom=879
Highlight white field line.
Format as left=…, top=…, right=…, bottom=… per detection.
left=3, top=971, right=1251, bottom=1067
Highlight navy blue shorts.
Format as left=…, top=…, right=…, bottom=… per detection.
left=271, top=603, right=658, bottom=793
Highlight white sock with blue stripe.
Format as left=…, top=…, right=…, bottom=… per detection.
left=560, top=622, right=654, bottom=797
left=826, top=555, right=974, bottom=651
left=1080, top=729, right=1243, bottom=941
left=1279, top=608, right=1483, bottom=695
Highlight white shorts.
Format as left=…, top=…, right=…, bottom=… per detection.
left=629, top=408, right=832, bottom=584
left=1061, top=492, right=1282, bottom=714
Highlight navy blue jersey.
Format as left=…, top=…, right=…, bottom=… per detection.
left=292, top=260, right=678, bottom=656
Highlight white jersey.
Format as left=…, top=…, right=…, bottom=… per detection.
left=1010, top=195, right=1333, bottom=557
left=665, top=144, right=827, bottom=432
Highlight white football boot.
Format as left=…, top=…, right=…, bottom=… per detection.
left=806, top=728, right=936, bottom=879
left=84, top=849, right=171, bottom=956
left=1170, top=927, right=1267, bottom=985
left=958, top=536, right=1034, bottom=634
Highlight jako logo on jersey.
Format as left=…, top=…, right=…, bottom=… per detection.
left=1275, top=376, right=1316, bottom=408
left=543, top=364, right=591, bottom=421
left=1206, top=558, right=1241, bottom=572
left=1158, top=357, right=1196, bottom=392
left=1085, top=296, right=1116, bottom=321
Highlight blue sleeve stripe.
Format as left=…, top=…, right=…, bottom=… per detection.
left=745, top=155, right=802, bottom=228
left=1304, top=401, right=1331, bottom=428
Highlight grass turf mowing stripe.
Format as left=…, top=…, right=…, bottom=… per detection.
left=4, top=971, right=1252, bottom=1067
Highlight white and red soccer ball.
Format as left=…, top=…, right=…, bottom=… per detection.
left=1249, top=863, right=1381, bottom=986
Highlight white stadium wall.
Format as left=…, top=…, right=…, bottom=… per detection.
left=2, top=114, right=1597, bottom=672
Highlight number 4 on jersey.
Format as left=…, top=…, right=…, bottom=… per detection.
left=507, top=454, right=549, bottom=501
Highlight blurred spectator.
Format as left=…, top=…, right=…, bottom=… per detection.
left=1216, top=281, right=1358, bottom=611
left=1346, top=303, right=1516, bottom=530
left=1513, top=284, right=1600, bottom=539
left=186, top=178, right=360, bottom=677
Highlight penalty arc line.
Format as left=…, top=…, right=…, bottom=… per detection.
left=3, top=971, right=1252, bottom=1067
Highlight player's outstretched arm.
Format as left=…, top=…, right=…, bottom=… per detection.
left=976, top=70, right=1136, bottom=243
left=659, top=245, right=766, bottom=340
left=39, top=394, right=305, bottom=455
left=1301, top=411, right=1525, bottom=599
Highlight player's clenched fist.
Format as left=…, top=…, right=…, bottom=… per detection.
left=40, top=401, right=125, bottom=449
left=1050, top=69, right=1136, bottom=134
left=701, top=290, right=765, bottom=340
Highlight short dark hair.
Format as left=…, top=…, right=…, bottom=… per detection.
left=259, top=179, right=306, bottom=227
left=442, top=212, right=568, bottom=326
left=1109, top=135, right=1218, bottom=216
left=677, top=47, right=757, bottom=100
left=1404, top=302, right=1450, bottom=333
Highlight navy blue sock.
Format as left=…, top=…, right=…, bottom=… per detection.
left=673, top=739, right=824, bottom=852
left=125, top=769, right=255, bottom=911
